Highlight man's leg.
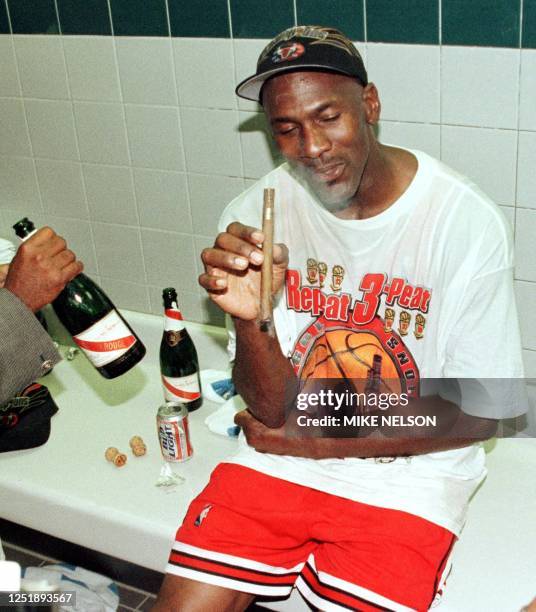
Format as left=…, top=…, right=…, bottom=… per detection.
left=153, top=574, right=255, bottom=612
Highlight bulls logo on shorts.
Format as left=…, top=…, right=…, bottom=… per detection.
left=194, top=504, right=212, bottom=527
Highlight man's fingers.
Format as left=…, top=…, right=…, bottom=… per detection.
left=202, top=246, right=257, bottom=272
left=198, top=270, right=227, bottom=292
left=226, top=222, right=263, bottom=244
left=213, top=233, right=264, bottom=266
left=52, top=248, right=76, bottom=269
left=273, top=243, right=289, bottom=267
left=60, top=260, right=83, bottom=284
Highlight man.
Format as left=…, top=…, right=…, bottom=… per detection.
left=0, top=227, right=83, bottom=404
left=155, top=26, right=524, bottom=611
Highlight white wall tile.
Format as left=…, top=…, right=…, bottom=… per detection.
left=0, top=38, right=21, bottom=96
left=74, top=102, right=129, bottom=164
left=35, top=159, right=88, bottom=219
left=181, top=108, right=242, bottom=176
left=517, top=131, right=536, bottom=209
left=0, top=98, right=31, bottom=156
left=25, top=99, right=78, bottom=160
left=83, top=164, right=138, bottom=225
left=63, top=36, right=121, bottom=102
left=116, top=38, right=177, bottom=105
left=519, top=50, right=536, bottom=131
left=141, top=228, right=197, bottom=289
left=47, top=216, right=98, bottom=275
left=189, top=173, right=244, bottom=236
left=238, top=110, right=281, bottom=178
left=133, top=168, right=191, bottom=232
left=0, top=156, right=41, bottom=213
left=522, top=349, right=536, bottom=379
left=233, top=39, right=270, bottom=111
left=515, top=281, right=536, bottom=350
left=92, top=222, right=145, bottom=281
left=515, top=209, right=536, bottom=282
left=367, top=44, right=439, bottom=123
left=174, top=38, right=236, bottom=110
left=14, top=35, right=69, bottom=100
left=125, top=104, right=184, bottom=171
left=378, top=121, right=440, bottom=159
left=441, top=125, right=517, bottom=206
left=99, top=276, right=150, bottom=313
left=441, top=46, right=519, bottom=129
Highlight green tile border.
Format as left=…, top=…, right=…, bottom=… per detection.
left=0, top=0, right=534, bottom=47
left=8, top=0, right=59, bottom=34
left=366, top=0, right=439, bottom=44
left=57, top=0, right=112, bottom=35
left=296, top=0, right=364, bottom=41
left=110, top=0, right=169, bottom=37
left=523, top=0, right=536, bottom=48
left=442, top=0, right=521, bottom=48
left=230, top=0, right=295, bottom=38
left=168, top=0, right=230, bottom=38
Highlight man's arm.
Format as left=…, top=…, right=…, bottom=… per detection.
left=0, top=227, right=83, bottom=403
left=235, top=399, right=498, bottom=459
left=200, top=222, right=292, bottom=428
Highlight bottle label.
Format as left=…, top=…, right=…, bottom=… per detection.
left=162, top=373, right=201, bottom=403
left=164, top=308, right=185, bottom=332
left=73, top=311, right=136, bottom=367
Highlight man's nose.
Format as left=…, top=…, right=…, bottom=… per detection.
left=301, top=125, right=331, bottom=158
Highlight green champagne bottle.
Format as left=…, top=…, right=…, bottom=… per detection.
left=160, top=287, right=202, bottom=411
left=13, top=217, right=146, bottom=379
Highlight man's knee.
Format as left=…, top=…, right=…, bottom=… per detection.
left=153, top=574, right=255, bottom=612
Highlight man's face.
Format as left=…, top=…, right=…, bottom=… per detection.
left=262, top=71, right=378, bottom=211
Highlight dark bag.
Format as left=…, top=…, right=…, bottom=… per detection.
left=0, top=383, right=58, bottom=453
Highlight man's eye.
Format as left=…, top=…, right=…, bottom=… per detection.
left=322, top=114, right=340, bottom=122
left=278, top=126, right=297, bottom=135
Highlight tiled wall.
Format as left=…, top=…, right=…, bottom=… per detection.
left=0, top=0, right=535, bottom=375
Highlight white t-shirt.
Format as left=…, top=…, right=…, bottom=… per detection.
left=218, top=148, right=524, bottom=535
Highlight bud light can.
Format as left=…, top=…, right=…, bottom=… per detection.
left=157, top=403, right=193, bottom=462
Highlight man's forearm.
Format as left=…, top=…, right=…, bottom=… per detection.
left=232, top=318, right=297, bottom=427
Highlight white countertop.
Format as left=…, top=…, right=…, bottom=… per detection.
left=0, top=310, right=238, bottom=573
left=1, top=310, right=535, bottom=611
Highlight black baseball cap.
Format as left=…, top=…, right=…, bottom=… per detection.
left=236, top=25, right=368, bottom=103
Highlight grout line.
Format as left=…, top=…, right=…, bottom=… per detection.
left=52, top=0, right=62, bottom=35
left=226, top=0, right=234, bottom=38
left=56, top=32, right=101, bottom=276
left=107, top=32, right=151, bottom=300
left=167, top=23, right=199, bottom=263
left=163, top=0, right=171, bottom=37
left=3, top=542, right=59, bottom=565
left=10, top=35, right=47, bottom=218
left=438, top=0, right=442, bottom=46
left=363, top=0, right=367, bottom=43
left=106, top=0, right=115, bottom=37
left=3, top=0, right=12, bottom=35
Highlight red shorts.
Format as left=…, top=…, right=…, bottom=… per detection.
left=167, top=464, right=455, bottom=611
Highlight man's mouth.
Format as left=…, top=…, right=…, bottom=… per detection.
left=310, top=162, right=345, bottom=183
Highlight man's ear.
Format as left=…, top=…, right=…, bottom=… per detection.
left=362, top=83, right=381, bottom=125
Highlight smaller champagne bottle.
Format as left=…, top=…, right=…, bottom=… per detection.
left=13, top=217, right=146, bottom=379
left=160, top=288, right=202, bottom=411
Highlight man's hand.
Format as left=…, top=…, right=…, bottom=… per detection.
left=4, top=227, right=83, bottom=312
left=0, top=263, right=8, bottom=288
left=235, top=409, right=297, bottom=455
left=199, top=222, right=288, bottom=320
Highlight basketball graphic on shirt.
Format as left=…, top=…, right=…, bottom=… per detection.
left=291, top=314, right=420, bottom=397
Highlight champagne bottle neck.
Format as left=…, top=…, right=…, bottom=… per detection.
left=164, top=305, right=185, bottom=331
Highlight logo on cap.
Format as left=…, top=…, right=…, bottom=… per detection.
left=272, top=42, right=305, bottom=63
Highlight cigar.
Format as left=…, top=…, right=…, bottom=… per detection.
left=259, top=188, right=274, bottom=332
